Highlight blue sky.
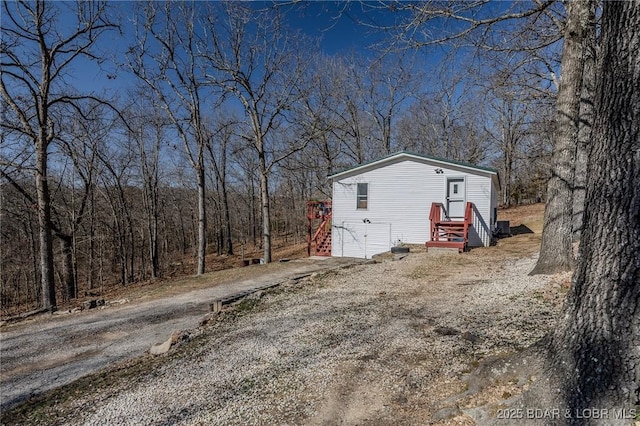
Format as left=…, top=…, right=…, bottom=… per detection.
left=284, top=2, right=390, bottom=55
left=68, top=1, right=408, bottom=95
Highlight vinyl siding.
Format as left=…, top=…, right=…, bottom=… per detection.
left=332, top=157, right=496, bottom=258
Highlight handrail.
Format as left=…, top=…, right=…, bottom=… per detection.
left=429, top=202, right=443, bottom=223
left=312, top=218, right=329, bottom=242
left=307, top=200, right=332, bottom=220
left=463, top=202, right=473, bottom=245
left=428, top=201, right=475, bottom=246
left=429, top=203, right=441, bottom=241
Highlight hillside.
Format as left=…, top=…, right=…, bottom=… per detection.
left=3, top=204, right=571, bottom=425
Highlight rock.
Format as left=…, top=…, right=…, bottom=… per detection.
left=462, top=331, right=483, bottom=343
left=200, top=312, right=221, bottom=327
left=431, top=406, right=462, bottom=421
left=150, top=331, right=189, bottom=355
left=96, top=299, right=105, bottom=307
left=172, top=330, right=190, bottom=346
left=82, top=300, right=97, bottom=310
left=247, top=290, right=264, bottom=300
left=0, top=320, right=6, bottom=328
left=150, top=337, right=173, bottom=355
left=434, top=326, right=460, bottom=336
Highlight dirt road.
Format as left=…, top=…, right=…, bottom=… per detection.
left=0, top=257, right=363, bottom=411
left=4, top=244, right=565, bottom=425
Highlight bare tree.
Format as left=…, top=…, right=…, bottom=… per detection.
left=1, top=0, right=117, bottom=310
left=205, top=114, right=237, bottom=256
left=363, top=54, right=421, bottom=155
left=53, top=101, right=114, bottom=299
left=484, top=86, right=534, bottom=207
left=295, top=54, right=346, bottom=192
left=328, top=55, right=374, bottom=164
left=126, top=99, right=166, bottom=279
left=128, top=2, right=221, bottom=275
left=203, top=3, right=313, bottom=263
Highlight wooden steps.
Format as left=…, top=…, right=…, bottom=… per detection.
left=426, top=202, right=473, bottom=253
left=307, top=200, right=332, bottom=256
left=315, top=231, right=332, bottom=256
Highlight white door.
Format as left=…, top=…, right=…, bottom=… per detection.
left=340, top=222, right=365, bottom=258
left=365, top=222, right=392, bottom=257
left=340, top=221, right=391, bottom=259
left=447, top=178, right=465, bottom=218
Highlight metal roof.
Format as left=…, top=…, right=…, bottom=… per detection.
left=328, top=151, right=499, bottom=179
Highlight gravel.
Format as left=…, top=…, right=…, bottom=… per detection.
left=18, top=250, right=563, bottom=425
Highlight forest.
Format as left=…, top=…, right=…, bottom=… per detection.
left=0, top=0, right=582, bottom=314
left=3, top=0, right=640, bottom=418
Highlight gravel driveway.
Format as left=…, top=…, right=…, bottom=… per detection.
left=3, top=244, right=565, bottom=425
left=0, top=257, right=363, bottom=412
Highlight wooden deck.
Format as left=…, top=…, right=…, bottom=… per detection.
left=425, top=202, right=473, bottom=253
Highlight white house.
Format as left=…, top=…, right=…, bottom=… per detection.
left=329, top=151, right=500, bottom=259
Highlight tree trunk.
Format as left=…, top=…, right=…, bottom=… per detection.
left=196, top=165, right=206, bottom=275
left=259, top=150, right=272, bottom=264
left=503, top=133, right=513, bottom=207
left=547, top=1, right=640, bottom=414
left=150, top=204, right=159, bottom=279
left=572, top=0, right=597, bottom=242
left=144, top=177, right=160, bottom=279
left=249, top=173, right=257, bottom=247
left=531, top=0, right=591, bottom=275
left=88, top=187, right=96, bottom=290
left=59, top=234, right=76, bottom=300
left=35, top=139, right=56, bottom=311
left=222, top=181, right=233, bottom=256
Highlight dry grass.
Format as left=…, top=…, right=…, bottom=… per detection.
left=498, top=203, right=545, bottom=233
left=1, top=203, right=556, bottom=425
left=47, top=241, right=310, bottom=313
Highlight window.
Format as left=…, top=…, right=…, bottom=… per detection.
left=453, top=184, right=458, bottom=194
left=357, top=183, right=368, bottom=209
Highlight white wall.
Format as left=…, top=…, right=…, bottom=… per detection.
left=332, top=157, right=496, bottom=258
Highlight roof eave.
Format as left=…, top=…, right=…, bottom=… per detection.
left=328, top=151, right=498, bottom=180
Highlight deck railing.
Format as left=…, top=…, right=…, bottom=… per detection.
left=427, top=201, right=474, bottom=252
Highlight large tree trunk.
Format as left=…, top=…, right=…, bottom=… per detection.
left=572, top=0, right=597, bottom=242
left=531, top=0, right=591, bottom=275
left=35, top=138, right=56, bottom=311
left=259, top=150, right=272, bottom=264
left=548, top=0, right=639, bottom=415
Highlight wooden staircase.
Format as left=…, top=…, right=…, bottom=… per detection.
left=307, top=201, right=332, bottom=256
left=425, top=202, right=473, bottom=253
left=315, top=229, right=332, bottom=256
